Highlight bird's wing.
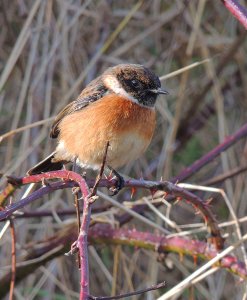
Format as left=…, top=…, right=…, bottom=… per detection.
left=50, top=77, right=108, bottom=138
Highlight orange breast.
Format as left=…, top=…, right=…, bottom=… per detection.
left=55, top=94, right=156, bottom=169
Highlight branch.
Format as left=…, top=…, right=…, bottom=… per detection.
left=222, top=0, right=247, bottom=29
left=201, top=164, right=247, bottom=186
left=89, top=224, right=247, bottom=279
left=0, top=205, right=112, bottom=220
left=172, top=122, right=247, bottom=183
left=5, top=169, right=94, bottom=299
left=88, top=281, right=166, bottom=299
left=9, top=218, right=16, bottom=300
left=0, top=222, right=246, bottom=299
left=124, top=179, right=223, bottom=249
left=76, top=141, right=109, bottom=300
left=77, top=185, right=91, bottom=300
left=1, top=175, right=224, bottom=249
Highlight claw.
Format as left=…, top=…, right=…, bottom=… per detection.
left=81, top=171, right=87, bottom=178
left=41, top=178, right=51, bottom=187
left=108, top=166, right=124, bottom=196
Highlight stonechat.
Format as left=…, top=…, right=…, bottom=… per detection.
left=28, top=64, right=168, bottom=189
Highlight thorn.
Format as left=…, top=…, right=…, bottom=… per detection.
left=131, top=187, right=136, bottom=199
left=174, top=196, right=182, bottom=204
left=72, top=187, right=80, bottom=195
left=194, top=207, right=200, bottom=215
left=81, top=171, right=87, bottom=178
left=193, top=255, right=198, bottom=266
left=89, top=195, right=98, bottom=203
left=65, top=241, right=78, bottom=256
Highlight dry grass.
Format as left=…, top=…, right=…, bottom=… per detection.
left=0, top=1, right=247, bottom=299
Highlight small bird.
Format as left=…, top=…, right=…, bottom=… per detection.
left=28, top=64, right=168, bottom=191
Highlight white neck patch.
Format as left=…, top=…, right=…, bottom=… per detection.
left=103, top=74, right=139, bottom=105
left=103, top=74, right=155, bottom=110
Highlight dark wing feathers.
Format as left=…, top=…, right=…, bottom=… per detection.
left=50, top=77, right=108, bottom=138
left=27, top=152, right=64, bottom=175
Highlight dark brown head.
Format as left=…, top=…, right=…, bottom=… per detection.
left=103, top=64, right=168, bottom=107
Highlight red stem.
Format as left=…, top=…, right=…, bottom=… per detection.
left=16, top=170, right=92, bottom=299
left=9, top=218, right=16, bottom=300
left=222, top=0, right=247, bottom=29
left=89, top=224, right=247, bottom=279
left=20, top=170, right=90, bottom=197
left=78, top=194, right=91, bottom=300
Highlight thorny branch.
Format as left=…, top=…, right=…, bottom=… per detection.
left=1, top=175, right=224, bottom=250
left=0, top=222, right=246, bottom=299
left=89, top=224, right=247, bottom=279
left=76, top=141, right=109, bottom=300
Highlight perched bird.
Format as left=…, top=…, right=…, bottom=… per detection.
left=28, top=64, right=168, bottom=191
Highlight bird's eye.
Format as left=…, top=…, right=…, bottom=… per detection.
left=130, top=79, right=140, bottom=88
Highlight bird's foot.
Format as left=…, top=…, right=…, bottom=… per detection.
left=81, top=171, right=87, bottom=178
left=108, top=167, right=125, bottom=196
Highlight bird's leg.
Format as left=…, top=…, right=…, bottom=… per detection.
left=107, top=165, right=124, bottom=196
left=72, top=157, right=77, bottom=172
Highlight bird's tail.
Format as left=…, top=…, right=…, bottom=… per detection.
left=27, top=152, right=64, bottom=175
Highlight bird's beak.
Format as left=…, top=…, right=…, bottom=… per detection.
left=149, top=88, right=169, bottom=95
